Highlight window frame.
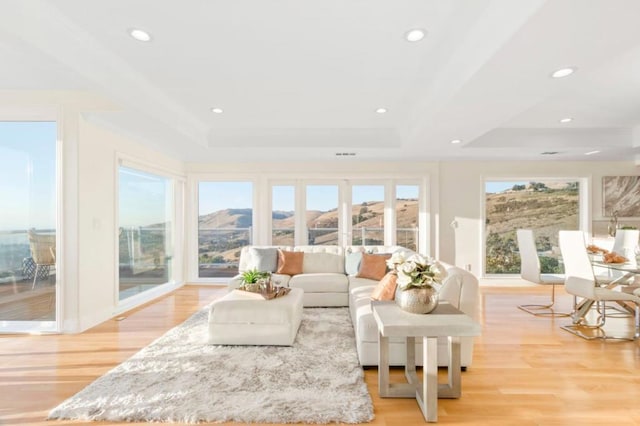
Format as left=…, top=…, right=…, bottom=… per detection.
left=481, top=176, right=589, bottom=278
left=0, top=114, right=62, bottom=333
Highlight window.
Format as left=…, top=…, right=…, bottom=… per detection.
left=396, top=185, right=419, bottom=252
left=352, top=185, right=384, bottom=245
left=484, top=180, right=580, bottom=275
left=272, top=185, right=295, bottom=246
left=198, top=182, right=253, bottom=277
left=118, top=166, right=173, bottom=300
left=306, top=185, right=339, bottom=245
left=0, top=121, right=58, bottom=331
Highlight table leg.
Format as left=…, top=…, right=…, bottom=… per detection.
left=438, top=336, right=461, bottom=398
left=379, top=333, right=416, bottom=397
left=378, top=331, right=390, bottom=397
left=415, top=336, right=438, bottom=422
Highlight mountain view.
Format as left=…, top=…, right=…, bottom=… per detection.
left=198, top=199, right=418, bottom=277
left=485, top=182, right=579, bottom=274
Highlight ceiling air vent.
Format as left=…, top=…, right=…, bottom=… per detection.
left=541, top=151, right=560, bottom=155
left=335, top=152, right=356, bottom=157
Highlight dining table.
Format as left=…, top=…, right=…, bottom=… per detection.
left=581, top=256, right=640, bottom=318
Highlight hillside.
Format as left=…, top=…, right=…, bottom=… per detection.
left=485, top=185, right=578, bottom=273
left=198, top=199, right=418, bottom=266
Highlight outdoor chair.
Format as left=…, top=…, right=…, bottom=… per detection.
left=27, top=229, right=56, bottom=290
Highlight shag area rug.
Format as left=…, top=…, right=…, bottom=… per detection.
left=48, top=307, right=373, bottom=424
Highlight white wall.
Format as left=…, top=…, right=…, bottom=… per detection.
left=438, top=160, right=640, bottom=277
left=72, top=117, right=184, bottom=331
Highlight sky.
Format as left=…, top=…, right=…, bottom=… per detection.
left=0, top=122, right=57, bottom=231
left=485, top=181, right=527, bottom=194
left=119, top=167, right=170, bottom=228
left=199, top=183, right=420, bottom=214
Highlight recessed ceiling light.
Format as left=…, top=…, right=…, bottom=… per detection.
left=450, top=139, right=462, bottom=144
left=211, top=107, right=223, bottom=114
left=551, top=67, right=576, bottom=78
left=405, top=29, right=426, bottom=42
left=585, top=150, right=600, bottom=156
left=375, top=108, right=387, bottom=114
left=560, top=117, right=573, bottom=123
left=129, top=28, right=152, bottom=42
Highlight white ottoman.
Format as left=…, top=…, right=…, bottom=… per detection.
left=208, top=288, right=304, bottom=346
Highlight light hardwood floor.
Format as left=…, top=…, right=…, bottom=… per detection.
left=2, top=284, right=640, bottom=425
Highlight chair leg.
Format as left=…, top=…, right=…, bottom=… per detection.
left=561, top=300, right=637, bottom=341
left=518, top=284, right=570, bottom=317
left=32, top=265, right=39, bottom=290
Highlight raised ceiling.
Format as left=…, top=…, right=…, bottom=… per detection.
left=1, top=0, right=640, bottom=162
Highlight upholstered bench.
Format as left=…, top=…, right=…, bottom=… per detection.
left=208, top=288, right=304, bottom=346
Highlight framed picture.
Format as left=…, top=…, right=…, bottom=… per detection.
left=603, top=176, right=640, bottom=217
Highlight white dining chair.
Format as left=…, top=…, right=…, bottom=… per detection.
left=559, top=230, right=640, bottom=340
left=612, top=229, right=640, bottom=259
left=516, top=229, right=567, bottom=317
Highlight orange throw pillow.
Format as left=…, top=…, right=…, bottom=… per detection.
left=276, top=249, right=304, bottom=275
left=356, top=253, right=390, bottom=281
left=371, top=272, right=397, bottom=301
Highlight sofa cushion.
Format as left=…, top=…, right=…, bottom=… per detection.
left=248, top=247, right=278, bottom=272
left=349, top=286, right=380, bottom=343
left=371, top=272, right=397, bottom=301
left=289, top=273, right=348, bottom=293
left=276, top=250, right=304, bottom=275
left=303, top=252, right=345, bottom=274
left=356, top=253, right=390, bottom=281
left=345, top=251, right=363, bottom=276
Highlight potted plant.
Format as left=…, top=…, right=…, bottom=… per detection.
left=240, top=269, right=271, bottom=292
left=386, top=252, right=447, bottom=314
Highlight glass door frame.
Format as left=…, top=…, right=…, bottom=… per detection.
left=0, top=112, right=62, bottom=333
left=114, top=155, right=185, bottom=313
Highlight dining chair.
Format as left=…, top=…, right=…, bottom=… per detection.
left=27, top=229, right=56, bottom=290
left=559, top=230, right=640, bottom=340
left=612, top=229, right=640, bottom=259
left=516, top=229, right=567, bottom=317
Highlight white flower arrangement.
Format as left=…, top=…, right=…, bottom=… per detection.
left=386, top=252, right=447, bottom=290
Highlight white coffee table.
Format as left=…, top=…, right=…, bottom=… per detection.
left=208, top=287, right=303, bottom=346
left=372, top=301, right=481, bottom=422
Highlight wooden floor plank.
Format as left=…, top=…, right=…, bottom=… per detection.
left=2, top=283, right=640, bottom=425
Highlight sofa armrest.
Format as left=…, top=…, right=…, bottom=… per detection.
left=438, top=264, right=479, bottom=321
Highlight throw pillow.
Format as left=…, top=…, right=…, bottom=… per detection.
left=345, top=251, right=363, bottom=276
left=276, top=249, right=304, bottom=275
left=356, top=252, right=390, bottom=281
left=248, top=247, right=278, bottom=272
left=371, top=272, right=398, bottom=301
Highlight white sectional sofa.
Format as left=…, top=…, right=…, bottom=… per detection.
left=228, top=245, right=479, bottom=368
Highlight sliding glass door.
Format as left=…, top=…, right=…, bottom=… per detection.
left=0, top=121, right=58, bottom=332
left=118, top=166, right=174, bottom=300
